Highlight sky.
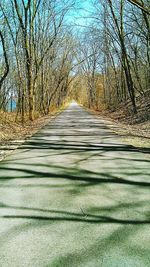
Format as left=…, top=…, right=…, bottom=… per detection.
left=66, top=0, right=95, bottom=31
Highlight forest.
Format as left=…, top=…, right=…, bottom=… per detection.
left=0, top=0, right=149, bottom=124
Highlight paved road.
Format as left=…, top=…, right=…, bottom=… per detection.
left=0, top=103, right=150, bottom=267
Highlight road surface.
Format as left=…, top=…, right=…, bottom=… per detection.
left=0, top=103, right=150, bottom=267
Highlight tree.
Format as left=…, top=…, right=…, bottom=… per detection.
left=0, top=30, right=9, bottom=90
left=127, top=0, right=150, bottom=14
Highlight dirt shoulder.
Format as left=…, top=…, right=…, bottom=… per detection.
left=0, top=112, right=59, bottom=161
left=93, top=109, right=150, bottom=151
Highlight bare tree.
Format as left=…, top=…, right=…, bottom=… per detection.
left=0, top=30, right=9, bottom=90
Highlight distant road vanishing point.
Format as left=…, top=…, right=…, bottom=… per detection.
left=0, top=102, right=150, bottom=267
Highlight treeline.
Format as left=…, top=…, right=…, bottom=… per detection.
left=73, top=0, right=150, bottom=115
left=0, top=0, right=75, bottom=122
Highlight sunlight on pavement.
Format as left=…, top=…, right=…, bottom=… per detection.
left=69, top=100, right=79, bottom=107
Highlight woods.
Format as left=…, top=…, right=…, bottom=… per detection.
left=74, top=0, right=150, bottom=118
left=0, top=0, right=75, bottom=122
left=0, top=0, right=150, bottom=123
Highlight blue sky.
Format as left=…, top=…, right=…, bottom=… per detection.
left=66, top=0, right=95, bottom=29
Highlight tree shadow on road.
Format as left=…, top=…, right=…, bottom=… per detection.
left=2, top=214, right=150, bottom=224
left=0, top=162, right=150, bottom=187
left=0, top=123, right=150, bottom=227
